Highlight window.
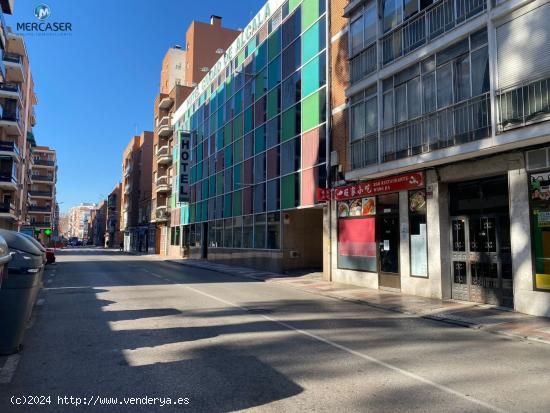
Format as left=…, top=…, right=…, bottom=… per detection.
left=350, top=86, right=377, bottom=141
left=349, top=3, right=376, bottom=56
left=243, top=215, right=254, bottom=248
left=267, top=212, right=281, bottom=249
left=254, top=213, right=267, bottom=248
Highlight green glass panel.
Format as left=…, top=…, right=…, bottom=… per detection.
left=268, top=56, right=281, bottom=90
left=209, top=175, right=216, bottom=197
left=189, top=204, right=195, bottom=223
left=244, top=106, right=254, bottom=134
left=201, top=200, right=208, bottom=222
left=233, top=114, right=243, bottom=141
left=233, top=190, right=242, bottom=216
left=255, top=126, right=266, bottom=154
left=289, top=0, right=301, bottom=13
left=267, top=87, right=280, bottom=120
left=216, top=173, right=223, bottom=195
left=202, top=180, right=209, bottom=199
left=302, top=20, right=321, bottom=63
left=246, top=38, right=256, bottom=57
left=255, top=42, right=267, bottom=70
left=210, top=114, right=216, bottom=133
left=302, top=55, right=320, bottom=97
left=238, top=49, right=246, bottom=67
left=234, top=90, right=243, bottom=114
left=224, top=194, right=232, bottom=218
left=255, top=69, right=267, bottom=98
left=191, top=166, right=196, bottom=184
left=281, top=103, right=300, bottom=141
left=197, top=161, right=203, bottom=179
left=196, top=202, right=202, bottom=222
left=281, top=174, right=296, bottom=209
left=233, top=163, right=242, bottom=187
left=236, top=138, right=244, bottom=163
left=217, top=105, right=224, bottom=125
left=268, top=27, right=281, bottom=61
left=224, top=122, right=232, bottom=147
left=216, top=129, right=224, bottom=151
left=224, top=146, right=233, bottom=168
left=197, top=143, right=203, bottom=161
left=302, top=89, right=321, bottom=131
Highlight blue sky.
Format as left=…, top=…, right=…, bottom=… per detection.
left=8, top=0, right=264, bottom=212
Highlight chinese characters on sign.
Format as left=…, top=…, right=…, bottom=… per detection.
left=317, top=172, right=425, bottom=202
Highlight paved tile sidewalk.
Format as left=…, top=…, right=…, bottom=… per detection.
left=167, top=258, right=550, bottom=345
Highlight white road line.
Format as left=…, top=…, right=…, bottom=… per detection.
left=0, top=354, right=20, bottom=384
left=43, top=286, right=93, bottom=290
left=145, top=270, right=506, bottom=413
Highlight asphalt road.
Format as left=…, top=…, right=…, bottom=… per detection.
left=1, top=248, right=549, bottom=413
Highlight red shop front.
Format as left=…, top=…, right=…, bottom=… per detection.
left=332, top=172, right=425, bottom=291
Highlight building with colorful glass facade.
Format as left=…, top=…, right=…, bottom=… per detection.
left=171, top=0, right=329, bottom=272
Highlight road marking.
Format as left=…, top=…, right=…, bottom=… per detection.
left=144, top=270, right=506, bottom=413
left=43, top=286, right=93, bottom=291
left=36, top=298, right=45, bottom=306
left=0, top=354, right=20, bottom=384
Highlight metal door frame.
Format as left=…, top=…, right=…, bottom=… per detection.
left=450, top=214, right=512, bottom=306
left=377, top=213, right=401, bottom=291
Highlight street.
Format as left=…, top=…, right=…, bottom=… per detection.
left=1, top=249, right=549, bottom=413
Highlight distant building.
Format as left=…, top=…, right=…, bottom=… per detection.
left=121, top=132, right=153, bottom=252
left=28, top=146, right=57, bottom=241
left=68, top=203, right=96, bottom=240
left=105, top=183, right=122, bottom=248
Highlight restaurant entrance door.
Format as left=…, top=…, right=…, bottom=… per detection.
left=377, top=193, right=400, bottom=291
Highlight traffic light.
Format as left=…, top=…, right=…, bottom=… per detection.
left=44, top=228, right=52, bottom=236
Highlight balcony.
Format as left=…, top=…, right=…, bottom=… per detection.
left=124, top=182, right=131, bottom=193
left=31, top=221, right=51, bottom=228
left=28, top=205, right=52, bottom=213
left=0, top=82, right=21, bottom=101
left=30, top=108, right=36, bottom=126
left=156, top=116, right=173, bottom=137
left=0, top=201, right=16, bottom=219
left=3, top=52, right=24, bottom=83
left=156, top=145, right=172, bottom=164
left=155, top=205, right=171, bottom=222
left=497, top=74, right=550, bottom=133
left=0, top=109, right=21, bottom=136
left=0, top=140, right=19, bottom=161
left=124, top=164, right=132, bottom=177
left=33, top=158, right=55, bottom=168
left=28, top=190, right=53, bottom=199
left=380, top=92, right=490, bottom=163
left=0, top=170, right=17, bottom=190
left=350, top=44, right=377, bottom=85
left=155, top=176, right=171, bottom=193
left=381, top=0, right=486, bottom=66
left=159, top=96, right=174, bottom=109
left=31, top=174, right=54, bottom=183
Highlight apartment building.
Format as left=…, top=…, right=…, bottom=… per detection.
left=68, top=203, right=96, bottom=241
left=28, top=145, right=57, bottom=239
left=120, top=131, right=153, bottom=253
left=169, top=0, right=329, bottom=272
left=152, top=18, right=240, bottom=257
left=105, top=182, right=122, bottom=248
left=0, top=5, right=39, bottom=231
left=326, top=0, right=550, bottom=317
left=87, top=201, right=106, bottom=246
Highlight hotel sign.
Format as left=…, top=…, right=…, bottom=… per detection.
left=173, top=0, right=285, bottom=124
left=178, top=131, right=191, bottom=202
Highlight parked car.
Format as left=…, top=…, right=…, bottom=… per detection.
left=46, top=248, right=55, bottom=264
left=0, top=234, right=10, bottom=289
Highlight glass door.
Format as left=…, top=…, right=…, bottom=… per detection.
left=377, top=193, right=400, bottom=290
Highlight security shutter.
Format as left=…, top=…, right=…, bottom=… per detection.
left=496, top=2, right=550, bottom=89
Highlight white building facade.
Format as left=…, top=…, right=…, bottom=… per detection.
left=333, top=0, right=550, bottom=316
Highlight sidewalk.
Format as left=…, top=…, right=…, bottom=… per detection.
left=167, top=258, right=550, bottom=345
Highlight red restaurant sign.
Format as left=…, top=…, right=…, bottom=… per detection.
left=316, top=172, right=424, bottom=202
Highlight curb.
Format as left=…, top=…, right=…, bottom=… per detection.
left=166, top=259, right=550, bottom=346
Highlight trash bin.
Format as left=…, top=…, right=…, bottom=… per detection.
left=0, top=234, right=10, bottom=290
left=0, top=230, right=44, bottom=355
